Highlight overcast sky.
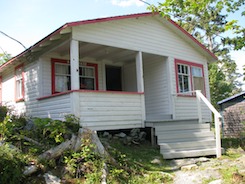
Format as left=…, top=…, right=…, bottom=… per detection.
left=0, top=0, right=244, bottom=88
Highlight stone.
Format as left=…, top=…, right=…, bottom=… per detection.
left=115, top=132, right=127, bottom=138
left=139, top=131, right=147, bottom=141
left=151, top=158, right=162, bottom=165
left=43, top=173, right=61, bottom=184
left=181, top=164, right=198, bottom=171
left=130, top=129, right=140, bottom=137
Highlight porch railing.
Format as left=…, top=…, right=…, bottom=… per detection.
left=172, top=90, right=222, bottom=158
left=195, top=90, right=222, bottom=158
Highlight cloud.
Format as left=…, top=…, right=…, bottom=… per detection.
left=111, top=0, right=145, bottom=7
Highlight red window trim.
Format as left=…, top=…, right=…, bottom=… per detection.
left=15, top=64, right=25, bottom=102
left=51, top=58, right=99, bottom=94
left=174, top=59, right=206, bottom=97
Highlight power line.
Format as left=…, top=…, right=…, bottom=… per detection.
left=0, top=31, right=27, bottom=50
left=139, top=0, right=151, bottom=6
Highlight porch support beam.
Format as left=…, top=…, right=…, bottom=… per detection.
left=70, top=40, right=80, bottom=90
left=136, top=51, right=144, bottom=93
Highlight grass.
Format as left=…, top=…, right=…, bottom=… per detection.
left=106, top=140, right=174, bottom=184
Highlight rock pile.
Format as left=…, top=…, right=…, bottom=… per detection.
left=101, top=128, right=147, bottom=145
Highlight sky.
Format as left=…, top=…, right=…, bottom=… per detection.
left=0, top=0, right=244, bottom=89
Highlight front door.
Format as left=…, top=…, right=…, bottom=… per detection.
left=106, top=65, right=122, bottom=91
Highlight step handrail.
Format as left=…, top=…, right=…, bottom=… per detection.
left=195, top=90, right=222, bottom=158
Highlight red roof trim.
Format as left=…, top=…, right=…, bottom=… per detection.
left=0, top=12, right=217, bottom=71
left=66, top=12, right=156, bottom=27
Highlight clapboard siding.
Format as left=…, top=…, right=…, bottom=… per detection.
left=144, top=57, right=170, bottom=120
left=73, top=16, right=207, bottom=63
left=79, top=92, right=144, bottom=130
left=37, top=93, right=72, bottom=120
left=174, top=96, right=211, bottom=122
left=25, top=61, right=39, bottom=117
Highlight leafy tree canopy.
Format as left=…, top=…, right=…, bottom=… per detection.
left=0, top=53, right=11, bottom=65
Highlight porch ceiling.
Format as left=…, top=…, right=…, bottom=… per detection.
left=55, top=41, right=140, bottom=63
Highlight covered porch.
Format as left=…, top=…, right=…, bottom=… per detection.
left=36, top=37, right=172, bottom=130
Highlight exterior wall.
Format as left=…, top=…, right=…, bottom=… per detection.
left=25, top=61, right=39, bottom=117
left=221, top=101, right=245, bottom=138
left=173, top=96, right=211, bottom=122
left=37, top=93, right=72, bottom=120
left=73, top=16, right=207, bottom=63
left=143, top=56, right=170, bottom=120
left=79, top=91, right=144, bottom=130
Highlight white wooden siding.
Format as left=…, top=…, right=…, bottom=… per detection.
left=24, top=61, right=39, bottom=117
left=174, top=96, right=212, bottom=122
left=79, top=92, right=144, bottom=130
left=73, top=16, right=207, bottom=63
left=143, top=57, right=170, bottom=120
left=37, top=93, right=72, bottom=120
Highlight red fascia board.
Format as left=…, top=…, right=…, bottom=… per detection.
left=66, top=12, right=156, bottom=27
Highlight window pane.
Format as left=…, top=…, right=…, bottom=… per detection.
left=178, top=75, right=183, bottom=92
left=193, top=77, right=205, bottom=93
left=178, top=65, right=181, bottom=73
left=192, top=67, right=202, bottom=77
left=55, top=64, right=69, bottom=75
left=183, top=76, right=189, bottom=92
left=80, top=78, right=94, bottom=90
left=55, top=76, right=70, bottom=92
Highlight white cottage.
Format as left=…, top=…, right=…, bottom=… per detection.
left=0, top=13, right=221, bottom=159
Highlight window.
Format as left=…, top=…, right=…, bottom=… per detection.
left=52, top=59, right=98, bottom=93
left=175, top=59, right=205, bottom=95
left=15, top=65, right=25, bottom=101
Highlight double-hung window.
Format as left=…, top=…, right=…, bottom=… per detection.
left=52, top=59, right=98, bottom=93
left=15, top=65, right=24, bottom=101
left=175, top=59, right=205, bottom=95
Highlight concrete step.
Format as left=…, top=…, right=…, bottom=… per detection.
left=157, top=131, right=214, bottom=141
left=161, top=148, right=217, bottom=159
left=155, top=123, right=210, bottom=134
left=159, top=140, right=216, bottom=152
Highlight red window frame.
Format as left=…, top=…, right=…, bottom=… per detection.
left=51, top=58, right=99, bottom=94
left=175, top=59, right=206, bottom=96
left=15, top=64, right=25, bottom=102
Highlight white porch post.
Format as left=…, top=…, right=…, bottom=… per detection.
left=70, top=40, right=80, bottom=90
left=136, top=51, right=144, bottom=93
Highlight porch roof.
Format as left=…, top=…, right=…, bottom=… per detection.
left=0, top=12, right=217, bottom=72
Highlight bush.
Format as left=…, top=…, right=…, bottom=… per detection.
left=0, top=144, right=26, bottom=184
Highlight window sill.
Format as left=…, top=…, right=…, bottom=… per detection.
left=16, top=98, right=25, bottom=102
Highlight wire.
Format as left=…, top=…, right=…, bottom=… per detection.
left=138, top=0, right=151, bottom=6
left=0, top=31, right=27, bottom=50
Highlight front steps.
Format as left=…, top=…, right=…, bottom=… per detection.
left=146, top=119, right=217, bottom=159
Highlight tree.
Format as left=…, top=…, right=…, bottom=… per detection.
left=0, top=53, right=11, bottom=65
left=149, top=0, right=244, bottom=105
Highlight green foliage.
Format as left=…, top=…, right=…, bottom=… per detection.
left=0, top=106, right=8, bottom=122
left=0, top=144, right=27, bottom=184
left=0, top=53, right=11, bottom=65
left=63, top=134, right=102, bottom=182
left=27, top=116, right=80, bottom=146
